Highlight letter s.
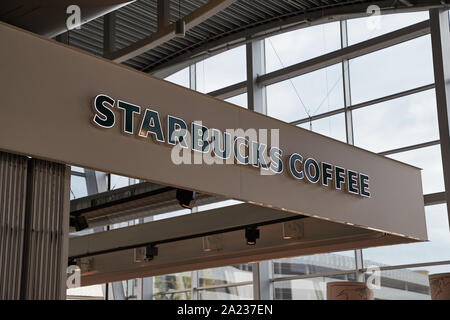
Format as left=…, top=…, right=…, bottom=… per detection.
left=93, top=94, right=115, bottom=128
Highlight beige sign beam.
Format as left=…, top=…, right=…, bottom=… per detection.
left=0, top=21, right=427, bottom=242
left=77, top=216, right=412, bottom=286
left=106, top=0, right=239, bottom=63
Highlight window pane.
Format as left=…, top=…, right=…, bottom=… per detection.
left=71, top=166, right=85, bottom=173
left=274, top=276, right=354, bottom=300
left=198, top=285, right=253, bottom=300
left=273, top=252, right=356, bottom=279
left=164, top=67, right=190, bottom=88
left=110, top=174, right=132, bottom=190
left=70, top=175, right=88, bottom=200
left=198, top=265, right=253, bottom=287
left=370, top=264, right=449, bottom=300
left=225, top=93, right=247, bottom=109
left=353, top=89, right=439, bottom=153
left=196, top=45, right=246, bottom=93
left=387, top=145, right=444, bottom=195
left=298, top=113, right=347, bottom=142
left=265, top=22, right=341, bottom=73
left=67, top=285, right=104, bottom=300
left=349, top=35, right=434, bottom=105
left=347, top=11, right=429, bottom=45
left=363, top=204, right=450, bottom=266
left=267, top=64, right=344, bottom=122
left=369, top=269, right=431, bottom=300
left=409, top=264, right=450, bottom=276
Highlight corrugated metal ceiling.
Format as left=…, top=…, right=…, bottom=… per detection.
left=66, top=0, right=444, bottom=74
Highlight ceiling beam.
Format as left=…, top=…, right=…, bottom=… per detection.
left=69, top=203, right=302, bottom=259
left=157, top=0, right=170, bottom=31
left=107, top=0, right=239, bottom=63
left=69, top=181, right=218, bottom=229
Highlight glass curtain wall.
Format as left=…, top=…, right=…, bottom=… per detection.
left=67, top=10, right=450, bottom=300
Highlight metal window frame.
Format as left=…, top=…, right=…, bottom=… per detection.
left=271, top=260, right=450, bottom=284
left=206, top=20, right=432, bottom=101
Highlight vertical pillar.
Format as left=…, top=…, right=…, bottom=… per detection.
left=430, top=9, right=450, bottom=226
left=142, top=277, right=154, bottom=300
left=191, top=269, right=200, bottom=300
left=340, top=20, right=354, bottom=145
left=247, top=38, right=272, bottom=299
left=1, top=152, right=70, bottom=300
left=246, top=39, right=267, bottom=114
left=354, top=250, right=365, bottom=282
left=21, top=158, right=70, bottom=299
left=190, top=64, right=197, bottom=91
left=157, top=0, right=171, bottom=31
left=84, top=169, right=99, bottom=196
left=252, top=262, right=273, bottom=300
left=0, top=152, right=28, bottom=299
left=341, top=21, right=365, bottom=282
left=95, top=171, right=109, bottom=193
left=103, top=12, right=116, bottom=57
left=190, top=205, right=200, bottom=300
left=111, top=282, right=126, bottom=300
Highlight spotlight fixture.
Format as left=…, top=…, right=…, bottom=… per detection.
left=175, top=19, right=186, bottom=37
left=175, top=0, right=186, bottom=38
left=176, top=188, right=196, bottom=209
left=245, top=226, right=260, bottom=245
left=70, top=215, right=89, bottom=232
left=145, top=245, right=158, bottom=261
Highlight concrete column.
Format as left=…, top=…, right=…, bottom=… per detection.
left=0, top=152, right=70, bottom=300
left=429, top=273, right=450, bottom=300
left=327, top=282, right=374, bottom=300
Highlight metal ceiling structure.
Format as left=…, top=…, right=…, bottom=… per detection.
left=62, top=0, right=449, bottom=77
